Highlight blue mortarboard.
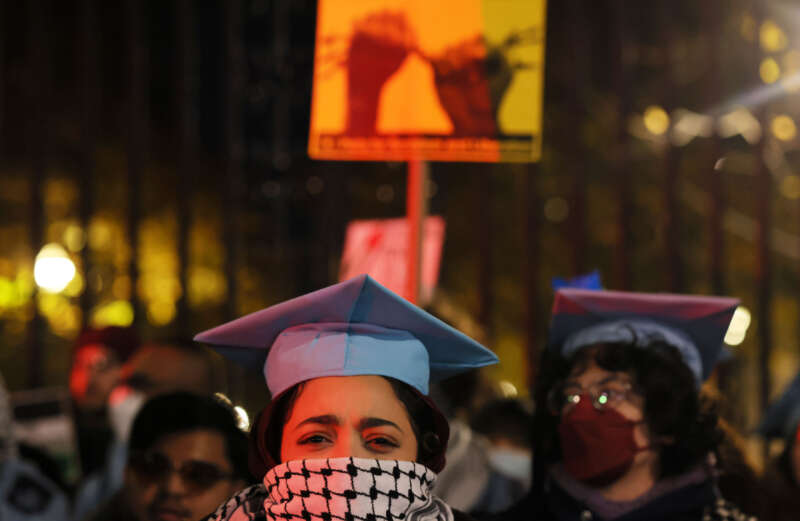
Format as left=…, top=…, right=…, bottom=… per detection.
left=758, top=371, right=800, bottom=439
left=549, top=289, right=739, bottom=385
left=551, top=270, right=603, bottom=291
left=194, top=274, right=498, bottom=396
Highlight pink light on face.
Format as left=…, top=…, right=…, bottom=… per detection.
left=69, top=344, right=119, bottom=408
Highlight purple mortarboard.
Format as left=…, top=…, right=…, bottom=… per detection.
left=758, top=371, right=800, bottom=439
left=194, top=274, right=497, bottom=396
left=549, top=289, right=739, bottom=385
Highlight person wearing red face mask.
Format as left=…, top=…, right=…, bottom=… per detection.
left=502, top=289, right=756, bottom=521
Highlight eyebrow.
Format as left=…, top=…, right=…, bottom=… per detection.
left=293, top=415, right=403, bottom=433
left=295, top=415, right=340, bottom=430
left=357, top=417, right=403, bottom=433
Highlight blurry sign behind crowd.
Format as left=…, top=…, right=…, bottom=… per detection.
left=339, top=217, right=445, bottom=304
left=308, top=0, right=546, bottom=162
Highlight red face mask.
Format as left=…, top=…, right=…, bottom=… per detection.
left=558, top=394, right=646, bottom=485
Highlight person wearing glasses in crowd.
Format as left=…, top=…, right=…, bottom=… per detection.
left=83, top=392, right=252, bottom=521
left=503, top=289, right=756, bottom=521
left=194, top=274, right=498, bottom=521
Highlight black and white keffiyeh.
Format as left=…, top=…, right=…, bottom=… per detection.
left=206, top=458, right=454, bottom=521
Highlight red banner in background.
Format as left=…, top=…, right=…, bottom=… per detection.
left=309, top=0, right=546, bottom=163
left=339, top=217, right=445, bottom=304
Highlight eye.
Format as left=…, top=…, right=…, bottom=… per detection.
left=365, top=435, right=399, bottom=451
left=298, top=433, right=332, bottom=445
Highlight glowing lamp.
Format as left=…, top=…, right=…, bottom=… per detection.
left=34, top=243, right=76, bottom=293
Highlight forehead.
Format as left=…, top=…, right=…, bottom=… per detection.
left=151, top=429, right=230, bottom=466
left=567, top=360, right=630, bottom=385
left=286, top=376, right=410, bottom=424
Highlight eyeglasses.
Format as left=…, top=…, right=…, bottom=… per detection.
left=129, top=451, right=235, bottom=493
left=546, top=376, right=641, bottom=415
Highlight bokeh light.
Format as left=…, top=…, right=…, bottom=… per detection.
left=770, top=114, right=796, bottom=141
left=498, top=380, right=518, bottom=398
left=38, top=293, right=81, bottom=338
left=376, top=184, right=395, bottom=203
left=760, top=20, right=788, bottom=53
left=34, top=243, right=76, bottom=293
left=643, top=105, right=670, bottom=135
left=544, top=196, right=569, bottom=223
left=91, top=300, right=134, bottom=327
left=760, top=57, right=781, bottom=84
left=780, top=175, right=800, bottom=199
left=63, top=224, right=87, bottom=252
left=724, top=306, right=752, bottom=346
left=306, top=176, right=324, bottom=195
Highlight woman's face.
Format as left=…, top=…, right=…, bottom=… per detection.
left=280, top=375, right=418, bottom=462
left=566, top=361, right=657, bottom=464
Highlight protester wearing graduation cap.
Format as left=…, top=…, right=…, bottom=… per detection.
left=756, top=370, right=800, bottom=521
left=503, top=289, right=755, bottom=521
left=194, top=275, right=498, bottom=521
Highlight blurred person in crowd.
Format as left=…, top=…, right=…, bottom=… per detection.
left=696, top=385, right=765, bottom=519
left=74, top=341, right=218, bottom=520
left=194, top=275, right=498, bottom=521
left=0, top=372, right=70, bottom=520
left=70, top=327, right=140, bottom=476
left=504, top=289, right=754, bottom=521
left=756, top=370, right=800, bottom=521
left=712, top=419, right=764, bottom=520
left=471, top=398, right=533, bottom=494
left=84, top=392, right=251, bottom=521
left=432, top=373, right=526, bottom=514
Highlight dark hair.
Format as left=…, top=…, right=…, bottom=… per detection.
left=129, top=391, right=252, bottom=482
left=533, top=341, right=721, bottom=481
left=265, top=377, right=442, bottom=464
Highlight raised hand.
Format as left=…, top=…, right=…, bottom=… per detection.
left=430, top=36, right=514, bottom=137
left=345, top=11, right=417, bottom=135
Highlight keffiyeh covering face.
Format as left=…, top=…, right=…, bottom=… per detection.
left=209, top=458, right=453, bottom=521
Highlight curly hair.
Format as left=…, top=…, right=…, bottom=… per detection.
left=533, top=340, right=721, bottom=481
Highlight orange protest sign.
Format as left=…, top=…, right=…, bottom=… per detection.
left=309, top=0, right=546, bottom=163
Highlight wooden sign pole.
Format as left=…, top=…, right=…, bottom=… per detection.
left=406, top=160, right=428, bottom=304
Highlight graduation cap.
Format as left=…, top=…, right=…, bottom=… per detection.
left=551, top=270, right=603, bottom=291
left=758, top=371, right=800, bottom=439
left=549, top=289, right=740, bottom=385
left=194, top=274, right=498, bottom=397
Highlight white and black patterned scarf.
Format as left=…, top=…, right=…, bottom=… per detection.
left=207, top=458, right=454, bottom=521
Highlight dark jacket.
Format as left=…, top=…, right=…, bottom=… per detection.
left=499, top=472, right=755, bottom=521
left=759, top=460, right=800, bottom=521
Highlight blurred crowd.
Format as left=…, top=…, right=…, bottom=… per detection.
left=0, top=280, right=799, bottom=521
